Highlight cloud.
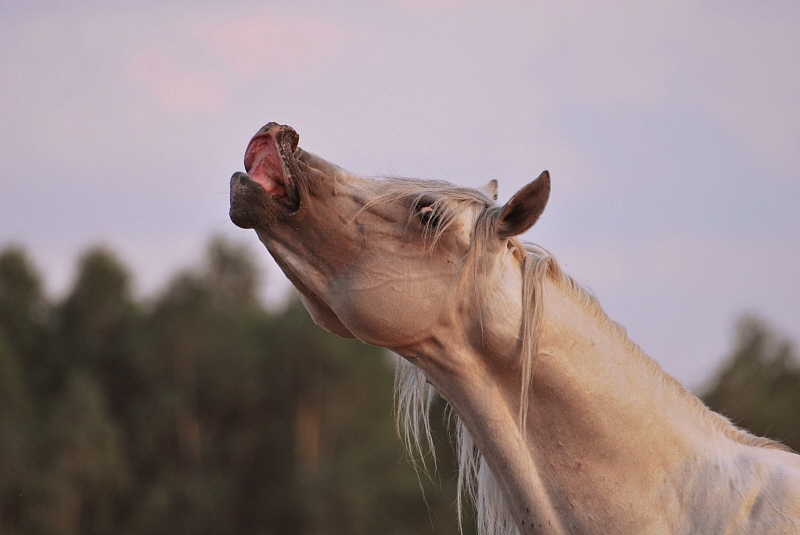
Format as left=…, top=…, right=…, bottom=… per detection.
left=199, top=13, right=343, bottom=81
left=520, top=1, right=800, bottom=181
left=392, top=0, right=464, bottom=11
left=126, top=11, right=344, bottom=115
left=680, top=6, right=800, bottom=180
left=132, top=50, right=229, bottom=114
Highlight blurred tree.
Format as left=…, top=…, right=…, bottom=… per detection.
left=55, top=248, right=136, bottom=359
left=0, top=246, right=47, bottom=378
left=41, top=373, right=131, bottom=535
left=50, top=248, right=143, bottom=410
left=0, top=248, right=47, bottom=534
left=0, top=334, right=34, bottom=531
left=125, top=239, right=269, bottom=533
left=0, top=239, right=470, bottom=534
left=702, top=316, right=800, bottom=452
left=204, top=237, right=261, bottom=313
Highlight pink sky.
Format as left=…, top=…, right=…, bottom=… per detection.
left=1, top=0, right=798, bottom=389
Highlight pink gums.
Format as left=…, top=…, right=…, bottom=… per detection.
left=244, top=135, right=288, bottom=201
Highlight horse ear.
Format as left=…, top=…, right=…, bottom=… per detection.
left=496, top=171, right=550, bottom=239
left=479, top=179, right=499, bottom=201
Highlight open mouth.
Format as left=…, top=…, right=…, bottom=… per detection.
left=229, top=123, right=301, bottom=229
left=244, top=132, right=290, bottom=203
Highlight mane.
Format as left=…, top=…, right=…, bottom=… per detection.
left=522, top=247, right=790, bottom=455
left=381, top=178, right=788, bottom=535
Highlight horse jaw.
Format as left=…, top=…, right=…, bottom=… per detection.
left=265, top=244, right=355, bottom=339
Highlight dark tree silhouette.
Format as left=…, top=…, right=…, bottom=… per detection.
left=0, top=239, right=467, bottom=535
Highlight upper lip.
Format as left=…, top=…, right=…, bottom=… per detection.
left=242, top=130, right=298, bottom=209
left=243, top=132, right=267, bottom=173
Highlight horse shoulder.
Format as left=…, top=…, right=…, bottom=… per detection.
left=739, top=449, right=800, bottom=534
left=673, top=445, right=800, bottom=534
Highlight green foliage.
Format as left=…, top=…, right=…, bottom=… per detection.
left=0, top=246, right=46, bottom=368
left=702, top=316, right=800, bottom=452
left=0, top=239, right=465, bottom=535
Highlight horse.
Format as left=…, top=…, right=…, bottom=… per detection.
left=229, top=122, right=800, bottom=534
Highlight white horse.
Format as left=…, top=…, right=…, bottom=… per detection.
left=230, top=123, right=800, bottom=534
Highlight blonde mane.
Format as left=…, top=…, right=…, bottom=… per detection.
left=380, top=178, right=787, bottom=535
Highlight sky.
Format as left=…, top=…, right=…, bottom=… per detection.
left=1, top=0, right=798, bottom=390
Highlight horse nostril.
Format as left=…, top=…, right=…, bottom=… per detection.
left=231, top=171, right=248, bottom=183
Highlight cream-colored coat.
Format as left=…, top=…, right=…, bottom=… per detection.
left=230, top=122, right=800, bottom=534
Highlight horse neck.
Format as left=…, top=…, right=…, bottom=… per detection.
left=441, top=276, right=715, bottom=533
left=530, top=278, right=703, bottom=452
left=516, top=278, right=720, bottom=527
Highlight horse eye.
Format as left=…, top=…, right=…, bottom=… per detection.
left=415, top=199, right=442, bottom=228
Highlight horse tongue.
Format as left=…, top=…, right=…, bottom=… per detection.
left=245, top=135, right=288, bottom=201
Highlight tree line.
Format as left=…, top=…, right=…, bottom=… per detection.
left=0, top=238, right=797, bottom=534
